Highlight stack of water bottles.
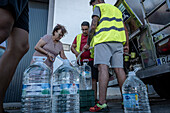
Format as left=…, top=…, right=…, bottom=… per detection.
left=21, top=56, right=52, bottom=113
left=122, top=70, right=151, bottom=113
left=52, top=58, right=80, bottom=113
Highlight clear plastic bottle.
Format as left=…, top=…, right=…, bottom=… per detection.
left=122, top=71, right=151, bottom=113
left=52, top=59, right=79, bottom=113
left=80, top=59, right=92, bottom=90
left=71, top=60, right=85, bottom=90
left=71, top=60, right=81, bottom=75
left=21, top=56, right=52, bottom=113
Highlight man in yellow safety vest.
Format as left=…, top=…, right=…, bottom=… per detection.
left=83, top=0, right=129, bottom=112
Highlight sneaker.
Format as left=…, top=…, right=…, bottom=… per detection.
left=89, top=103, right=110, bottom=112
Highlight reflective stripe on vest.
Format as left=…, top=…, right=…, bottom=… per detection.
left=92, top=3, right=126, bottom=47
left=75, top=34, right=82, bottom=53
left=90, top=38, right=94, bottom=58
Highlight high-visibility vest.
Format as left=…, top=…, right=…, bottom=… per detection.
left=75, top=34, right=82, bottom=53
left=75, top=34, right=94, bottom=58
left=90, top=38, right=94, bottom=58
left=91, top=3, right=126, bottom=47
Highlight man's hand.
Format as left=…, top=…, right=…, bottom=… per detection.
left=75, top=52, right=80, bottom=57
left=83, top=44, right=90, bottom=51
left=123, top=45, right=129, bottom=54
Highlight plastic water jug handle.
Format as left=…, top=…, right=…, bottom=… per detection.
left=71, top=60, right=78, bottom=66
left=134, top=67, right=142, bottom=73
left=83, top=59, right=89, bottom=64
left=57, top=56, right=70, bottom=66
left=33, top=56, right=47, bottom=62
left=57, top=56, right=64, bottom=61
left=76, top=51, right=83, bottom=65
left=76, top=46, right=93, bottom=64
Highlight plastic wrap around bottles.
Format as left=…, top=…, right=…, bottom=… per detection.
left=122, top=71, right=151, bottom=113
left=52, top=58, right=80, bottom=113
left=79, top=59, right=92, bottom=90
left=21, top=56, right=52, bottom=113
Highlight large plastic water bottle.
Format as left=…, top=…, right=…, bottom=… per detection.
left=52, top=59, right=80, bottom=113
left=80, top=59, right=92, bottom=90
left=21, top=56, right=52, bottom=113
left=122, top=71, right=151, bottom=113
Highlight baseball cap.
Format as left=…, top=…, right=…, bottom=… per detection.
left=90, top=0, right=95, bottom=5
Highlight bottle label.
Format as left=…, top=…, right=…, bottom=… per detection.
left=22, top=83, right=50, bottom=96
left=53, top=83, right=79, bottom=95
left=123, top=93, right=139, bottom=108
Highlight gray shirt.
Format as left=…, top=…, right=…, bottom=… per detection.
left=92, top=6, right=101, bottom=18
left=31, top=34, right=63, bottom=70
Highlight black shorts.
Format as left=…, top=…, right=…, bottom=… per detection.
left=0, top=0, right=29, bottom=32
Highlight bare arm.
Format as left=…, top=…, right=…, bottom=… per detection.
left=60, top=50, right=67, bottom=59
left=87, top=16, right=99, bottom=45
left=34, top=38, right=54, bottom=61
left=34, top=38, right=48, bottom=55
left=71, top=43, right=79, bottom=57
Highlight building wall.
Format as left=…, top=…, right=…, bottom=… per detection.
left=51, top=0, right=117, bottom=71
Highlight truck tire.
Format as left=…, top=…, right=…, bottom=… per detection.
left=152, top=74, right=170, bottom=99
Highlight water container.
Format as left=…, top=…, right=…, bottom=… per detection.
left=71, top=60, right=81, bottom=74
left=79, top=59, right=92, bottom=90
left=52, top=59, right=80, bottom=113
left=122, top=71, right=151, bottom=113
left=21, top=56, right=52, bottom=113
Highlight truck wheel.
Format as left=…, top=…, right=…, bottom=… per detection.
left=152, top=74, right=170, bottom=99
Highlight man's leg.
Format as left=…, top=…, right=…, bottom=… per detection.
left=92, top=78, right=97, bottom=101
left=98, top=64, right=109, bottom=104
left=114, top=68, right=126, bottom=94
left=0, top=27, right=29, bottom=112
left=0, top=7, right=15, bottom=113
left=91, top=61, right=98, bottom=102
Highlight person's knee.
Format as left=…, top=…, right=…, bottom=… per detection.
left=17, top=40, right=29, bottom=55
left=98, top=64, right=105, bottom=72
left=114, top=68, right=124, bottom=74
left=8, top=38, right=29, bottom=56
left=22, top=42, right=29, bottom=54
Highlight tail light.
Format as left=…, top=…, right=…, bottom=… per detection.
left=157, top=37, right=170, bottom=55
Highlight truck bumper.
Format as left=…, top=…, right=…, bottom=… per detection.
left=136, top=63, right=170, bottom=79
